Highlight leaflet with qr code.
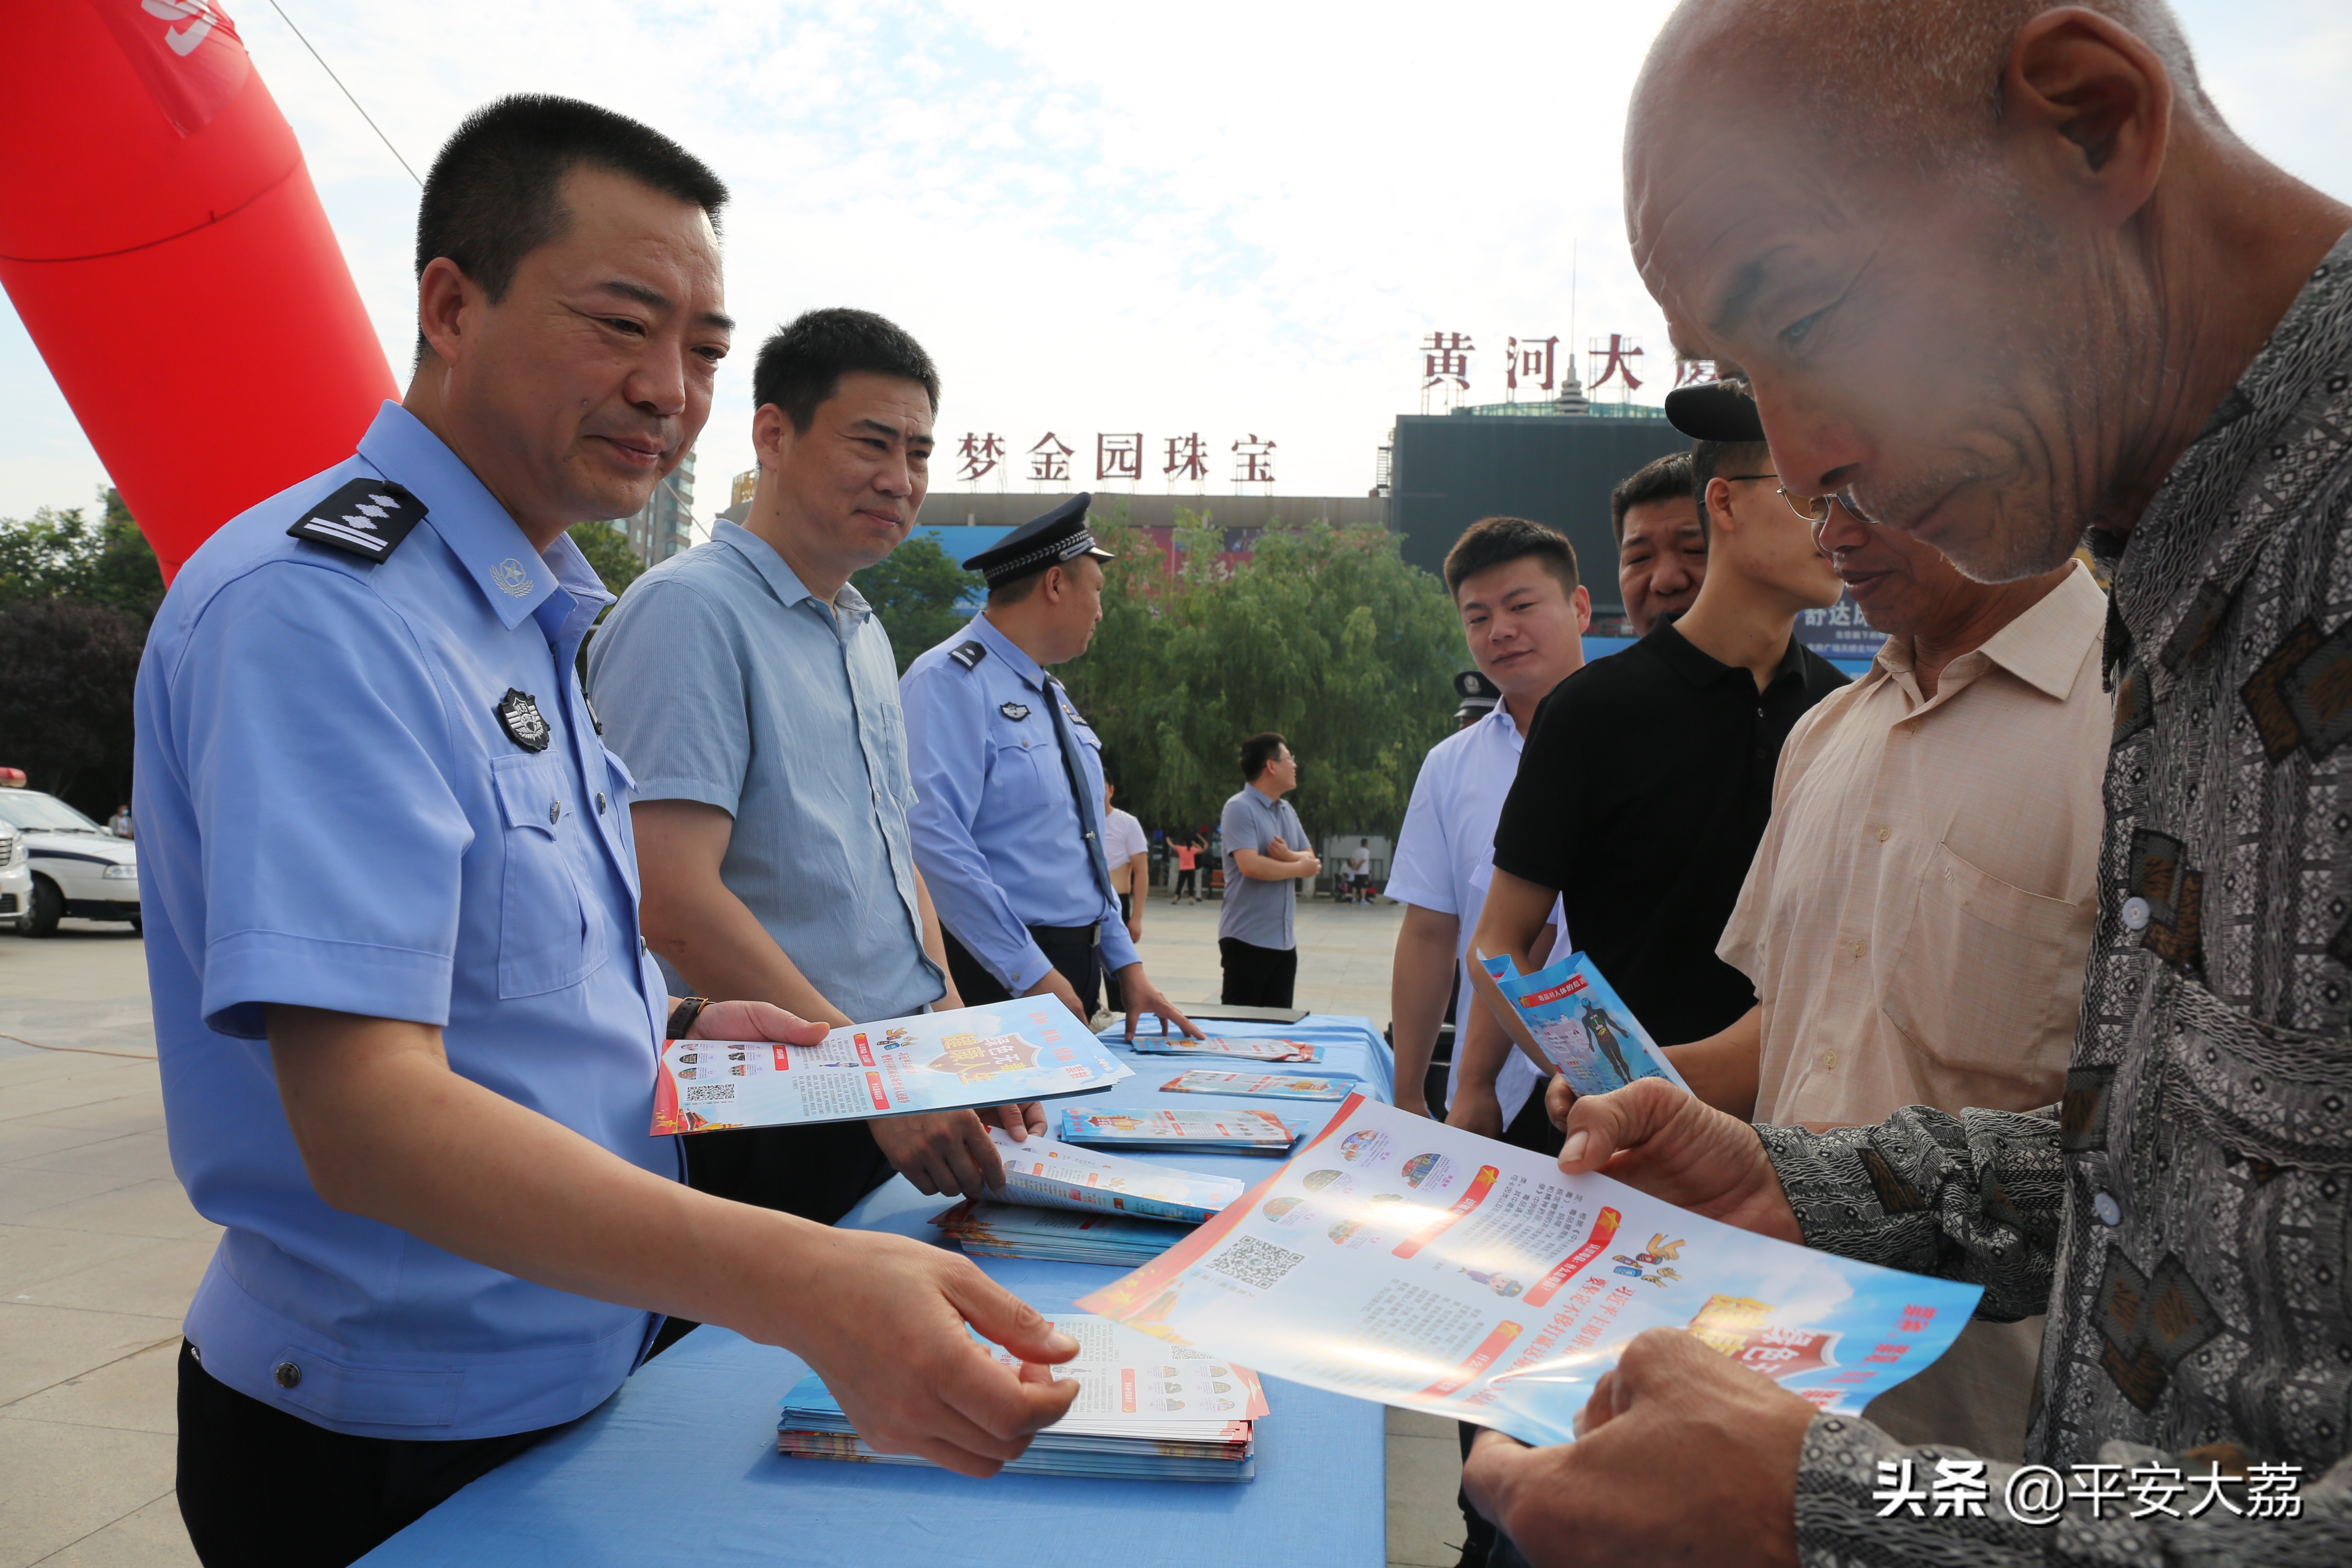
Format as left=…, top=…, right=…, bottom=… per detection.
left=1079, top=1093, right=1980, bottom=1447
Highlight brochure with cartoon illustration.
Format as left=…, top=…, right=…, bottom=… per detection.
left=987, top=1127, right=1245, bottom=1224
left=1158, top=1070, right=1354, bottom=1101
left=778, top=1314, right=1267, bottom=1482
left=1121, top=1036, right=1327, bottom=1065
left=1077, top=1094, right=1980, bottom=1446
left=650, top=998, right=1130, bottom=1135
left=1470, top=949, right=1691, bottom=1098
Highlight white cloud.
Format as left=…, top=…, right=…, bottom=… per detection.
left=3, top=0, right=2348, bottom=522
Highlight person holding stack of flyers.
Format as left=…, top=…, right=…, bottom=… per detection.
left=136, top=99, right=1082, bottom=1568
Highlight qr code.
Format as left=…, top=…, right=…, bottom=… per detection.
left=1208, top=1234, right=1305, bottom=1291
left=682, top=1083, right=736, bottom=1105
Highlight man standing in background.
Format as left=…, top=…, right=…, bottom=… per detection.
left=592, top=308, right=1036, bottom=1218
left=1217, top=733, right=1317, bottom=1008
left=1389, top=517, right=1587, bottom=1145
left=1477, top=382, right=1844, bottom=1054
left=1100, top=779, right=1148, bottom=1013
left=901, top=495, right=1195, bottom=1040
left=1608, top=452, right=1706, bottom=635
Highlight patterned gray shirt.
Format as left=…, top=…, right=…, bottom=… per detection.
left=1755, top=234, right=2352, bottom=1563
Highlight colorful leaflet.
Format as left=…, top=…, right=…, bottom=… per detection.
left=650, top=998, right=1129, bottom=1134
left=1059, top=1107, right=1307, bottom=1154
left=932, top=1200, right=1191, bottom=1266
left=1158, top=1070, right=1353, bottom=1101
left=1079, top=1094, right=1980, bottom=1446
left=1122, top=1036, right=1327, bottom=1065
left=987, top=1127, right=1245, bottom=1223
left=1471, top=949, right=1691, bottom=1097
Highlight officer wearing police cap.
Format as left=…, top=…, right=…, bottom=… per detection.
left=900, top=494, right=1199, bottom=1040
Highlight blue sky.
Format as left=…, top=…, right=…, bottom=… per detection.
left=4, top=0, right=2348, bottom=526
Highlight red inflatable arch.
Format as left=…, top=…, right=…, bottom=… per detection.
left=0, top=1, right=396, bottom=582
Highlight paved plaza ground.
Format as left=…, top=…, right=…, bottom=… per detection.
left=0, top=896, right=1468, bottom=1568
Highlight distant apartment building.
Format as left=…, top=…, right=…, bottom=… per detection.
left=618, top=447, right=697, bottom=566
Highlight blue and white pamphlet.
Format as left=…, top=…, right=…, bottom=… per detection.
left=988, top=1127, right=1245, bottom=1224
left=1158, top=1070, right=1354, bottom=1101
left=1472, top=949, right=1690, bottom=1097
left=1080, top=1094, right=1980, bottom=1446
left=651, top=998, right=1129, bottom=1134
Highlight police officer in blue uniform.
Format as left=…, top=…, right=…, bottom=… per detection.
left=901, top=495, right=1198, bottom=1040
left=136, top=97, right=1076, bottom=1568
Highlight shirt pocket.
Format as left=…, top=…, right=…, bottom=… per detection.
left=1880, top=839, right=2085, bottom=1105
left=987, top=733, right=1057, bottom=817
left=2158, top=973, right=2352, bottom=1173
left=489, top=753, right=603, bottom=999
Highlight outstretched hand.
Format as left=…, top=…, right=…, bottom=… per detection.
left=782, top=1229, right=1082, bottom=1476
left=1555, top=1077, right=1802, bottom=1244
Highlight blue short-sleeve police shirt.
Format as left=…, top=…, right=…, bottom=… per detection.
left=135, top=403, right=673, bottom=1441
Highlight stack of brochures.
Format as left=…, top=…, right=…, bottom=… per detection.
left=1158, top=1069, right=1351, bottom=1101
left=777, top=1315, right=1265, bottom=1482
left=931, top=1200, right=1192, bottom=1266
left=984, top=1127, right=1245, bottom=1221
left=1059, top=1106, right=1310, bottom=1155
left=1123, top=1035, right=1327, bottom=1065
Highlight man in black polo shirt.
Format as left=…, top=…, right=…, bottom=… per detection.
left=1474, top=381, right=1845, bottom=1054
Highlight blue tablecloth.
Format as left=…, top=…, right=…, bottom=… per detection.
left=362, top=1016, right=1394, bottom=1567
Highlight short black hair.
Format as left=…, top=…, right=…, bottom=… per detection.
left=1610, top=452, right=1695, bottom=545
left=753, top=308, right=941, bottom=434
left=1442, top=516, right=1579, bottom=598
left=416, top=96, right=728, bottom=355
left=1240, top=732, right=1288, bottom=782
left=1689, top=439, right=1772, bottom=539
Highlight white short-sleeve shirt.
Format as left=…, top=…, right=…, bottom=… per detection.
left=1387, top=703, right=1570, bottom=1122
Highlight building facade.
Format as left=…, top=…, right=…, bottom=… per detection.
left=617, top=447, right=697, bottom=567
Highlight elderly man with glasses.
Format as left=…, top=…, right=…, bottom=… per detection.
left=1653, top=404, right=2110, bottom=1461
left=1474, top=381, right=1846, bottom=1078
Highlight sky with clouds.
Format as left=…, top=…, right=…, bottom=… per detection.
left=4, top=0, right=2349, bottom=526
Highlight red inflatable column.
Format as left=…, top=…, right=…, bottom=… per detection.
left=0, top=1, right=398, bottom=582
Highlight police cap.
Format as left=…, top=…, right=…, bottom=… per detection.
left=1663, top=381, right=1766, bottom=443
left=962, top=493, right=1117, bottom=588
left=1452, top=668, right=1501, bottom=721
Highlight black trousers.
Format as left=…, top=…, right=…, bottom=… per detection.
left=1173, top=868, right=1197, bottom=898
left=1218, top=936, right=1297, bottom=1008
left=176, top=1340, right=565, bottom=1568
left=1103, top=894, right=1134, bottom=1013
left=942, top=923, right=1101, bottom=1012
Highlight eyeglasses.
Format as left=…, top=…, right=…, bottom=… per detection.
left=1726, top=473, right=1871, bottom=539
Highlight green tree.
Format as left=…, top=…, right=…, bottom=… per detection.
left=568, top=520, right=646, bottom=600
left=855, top=532, right=984, bottom=674
left=0, top=488, right=164, bottom=623
left=1063, top=506, right=1461, bottom=846
left=0, top=599, right=147, bottom=807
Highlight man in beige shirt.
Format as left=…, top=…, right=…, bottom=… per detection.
left=1664, top=501, right=2109, bottom=1459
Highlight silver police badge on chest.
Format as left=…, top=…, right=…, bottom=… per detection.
left=1000, top=701, right=1031, bottom=722
left=496, top=688, right=552, bottom=752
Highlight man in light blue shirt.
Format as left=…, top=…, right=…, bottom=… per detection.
left=592, top=308, right=1038, bottom=1212
left=901, top=496, right=1194, bottom=1039
left=1216, top=733, right=1319, bottom=1007
left=138, top=98, right=1076, bottom=1568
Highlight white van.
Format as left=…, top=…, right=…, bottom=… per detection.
left=0, top=789, right=138, bottom=937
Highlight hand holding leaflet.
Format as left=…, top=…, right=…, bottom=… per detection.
left=1470, top=950, right=1690, bottom=1098
left=650, top=998, right=1130, bottom=1135
left=1077, top=1093, right=1978, bottom=1446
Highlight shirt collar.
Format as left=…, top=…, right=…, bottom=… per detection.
left=355, top=402, right=566, bottom=631
left=712, top=520, right=873, bottom=631
left=1872, top=559, right=2103, bottom=704
left=1477, top=699, right=1527, bottom=753
left=1646, top=618, right=1800, bottom=691
left=971, top=611, right=1049, bottom=691
left=1247, top=782, right=1283, bottom=808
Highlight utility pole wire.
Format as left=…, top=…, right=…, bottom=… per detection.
left=264, top=1, right=423, bottom=187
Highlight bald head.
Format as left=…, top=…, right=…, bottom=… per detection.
left=1623, top=1, right=2348, bottom=584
